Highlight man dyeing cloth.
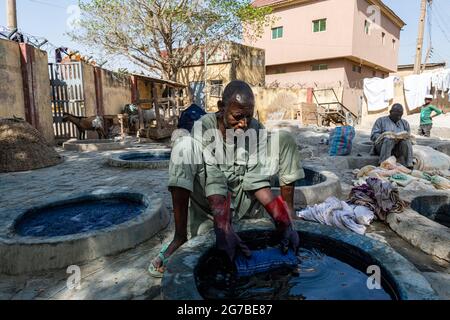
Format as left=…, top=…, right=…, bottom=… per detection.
left=370, top=104, right=414, bottom=169
left=149, top=81, right=305, bottom=277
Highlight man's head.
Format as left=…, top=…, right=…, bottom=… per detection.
left=424, top=95, right=433, bottom=106
left=218, top=80, right=255, bottom=131
left=389, top=103, right=404, bottom=123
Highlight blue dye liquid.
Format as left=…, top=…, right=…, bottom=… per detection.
left=15, top=199, right=145, bottom=237
left=119, top=153, right=170, bottom=162
left=197, top=248, right=392, bottom=300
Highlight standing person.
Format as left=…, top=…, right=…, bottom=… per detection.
left=148, top=80, right=305, bottom=278
left=418, top=95, right=445, bottom=137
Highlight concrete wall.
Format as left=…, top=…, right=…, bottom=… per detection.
left=266, top=58, right=347, bottom=87
left=233, top=43, right=265, bottom=86
left=100, top=69, right=131, bottom=115
left=0, top=39, right=54, bottom=143
left=32, top=47, right=54, bottom=144
left=252, top=86, right=308, bottom=123
left=82, top=63, right=97, bottom=117
left=0, top=39, right=25, bottom=119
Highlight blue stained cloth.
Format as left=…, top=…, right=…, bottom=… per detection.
left=235, top=248, right=300, bottom=277
left=178, top=103, right=206, bottom=132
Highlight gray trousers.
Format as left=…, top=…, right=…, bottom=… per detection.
left=418, top=124, right=432, bottom=137
left=374, top=138, right=414, bottom=167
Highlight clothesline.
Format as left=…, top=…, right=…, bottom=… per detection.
left=364, top=68, right=450, bottom=112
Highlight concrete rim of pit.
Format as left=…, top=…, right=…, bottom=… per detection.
left=0, top=191, right=170, bottom=275
left=161, top=219, right=438, bottom=300
left=272, top=166, right=342, bottom=207
left=107, top=149, right=171, bottom=169
left=387, top=191, right=450, bottom=262
left=63, top=139, right=131, bottom=152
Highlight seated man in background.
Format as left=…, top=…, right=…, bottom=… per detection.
left=370, top=103, right=414, bottom=169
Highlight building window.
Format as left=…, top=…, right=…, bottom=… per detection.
left=364, top=20, right=371, bottom=35
left=313, top=19, right=327, bottom=32
left=210, top=80, right=223, bottom=97
left=272, top=27, right=283, bottom=39
left=372, top=70, right=377, bottom=77
left=312, top=64, right=328, bottom=71
left=352, top=65, right=362, bottom=73
left=392, top=39, right=396, bottom=49
left=382, top=32, right=386, bottom=45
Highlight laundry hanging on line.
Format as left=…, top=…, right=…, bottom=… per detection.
left=363, top=76, right=399, bottom=112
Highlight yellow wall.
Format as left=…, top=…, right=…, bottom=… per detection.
left=101, top=69, right=131, bottom=115
left=0, top=39, right=54, bottom=143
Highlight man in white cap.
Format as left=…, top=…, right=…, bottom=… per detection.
left=418, top=95, right=445, bottom=137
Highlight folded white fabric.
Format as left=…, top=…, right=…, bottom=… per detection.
left=296, top=197, right=375, bottom=235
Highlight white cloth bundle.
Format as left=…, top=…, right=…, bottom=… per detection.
left=296, top=197, right=375, bottom=235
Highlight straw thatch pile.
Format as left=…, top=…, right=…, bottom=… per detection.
left=0, top=118, right=63, bottom=172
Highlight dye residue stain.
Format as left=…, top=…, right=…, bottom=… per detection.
left=15, top=199, right=145, bottom=237
left=197, top=248, right=392, bottom=300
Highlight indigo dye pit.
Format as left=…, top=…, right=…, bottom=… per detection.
left=195, top=230, right=396, bottom=300
left=411, top=195, right=450, bottom=228
left=14, top=196, right=146, bottom=237
left=119, top=152, right=170, bottom=162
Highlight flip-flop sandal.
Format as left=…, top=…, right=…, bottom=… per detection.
left=148, top=243, right=170, bottom=278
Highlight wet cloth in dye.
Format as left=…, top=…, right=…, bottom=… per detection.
left=235, top=248, right=299, bottom=278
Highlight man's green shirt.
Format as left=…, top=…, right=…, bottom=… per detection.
left=420, top=104, right=442, bottom=125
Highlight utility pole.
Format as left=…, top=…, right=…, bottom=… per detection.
left=414, top=0, right=428, bottom=74
left=6, top=0, right=18, bottom=30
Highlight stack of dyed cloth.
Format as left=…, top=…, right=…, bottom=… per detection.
left=353, top=156, right=450, bottom=191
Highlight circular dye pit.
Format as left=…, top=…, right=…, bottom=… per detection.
left=108, top=149, right=171, bottom=169
left=196, top=230, right=393, bottom=300
left=433, top=142, right=450, bottom=157
left=271, top=167, right=342, bottom=207
left=14, top=197, right=145, bottom=237
left=63, top=139, right=130, bottom=152
left=162, top=220, right=438, bottom=300
left=0, top=192, right=170, bottom=275
left=411, top=195, right=450, bottom=228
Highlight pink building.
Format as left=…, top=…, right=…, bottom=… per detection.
left=247, top=0, right=405, bottom=89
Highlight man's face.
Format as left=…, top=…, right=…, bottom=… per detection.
left=389, top=108, right=403, bottom=123
left=223, top=101, right=255, bottom=132
left=425, top=98, right=432, bottom=105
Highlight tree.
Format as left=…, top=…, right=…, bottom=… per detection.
left=72, top=0, right=273, bottom=81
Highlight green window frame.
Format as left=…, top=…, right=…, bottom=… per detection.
left=272, top=27, right=283, bottom=39
left=312, top=64, right=328, bottom=71
left=313, top=19, right=326, bottom=32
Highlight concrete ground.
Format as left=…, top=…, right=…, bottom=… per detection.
left=0, top=129, right=449, bottom=300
